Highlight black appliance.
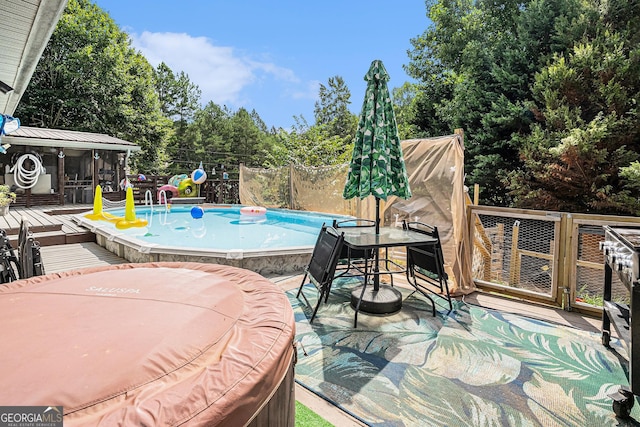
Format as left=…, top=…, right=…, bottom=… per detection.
left=601, top=225, right=640, bottom=417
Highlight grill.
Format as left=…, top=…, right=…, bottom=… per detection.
left=603, top=226, right=640, bottom=288
left=601, top=225, right=640, bottom=417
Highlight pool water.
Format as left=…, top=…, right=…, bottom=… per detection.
left=98, top=206, right=344, bottom=251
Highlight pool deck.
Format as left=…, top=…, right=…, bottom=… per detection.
left=15, top=204, right=606, bottom=426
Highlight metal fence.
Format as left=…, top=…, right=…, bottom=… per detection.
left=469, top=205, right=640, bottom=316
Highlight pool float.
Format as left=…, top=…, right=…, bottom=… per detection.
left=240, top=206, right=267, bottom=216
left=157, top=185, right=178, bottom=203
left=178, top=177, right=197, bottom=197
left=85, top=185, right=122, bottom=222
left=168, top=174, right=188, bottom=188
left=115, top=187, right=148, bottom=229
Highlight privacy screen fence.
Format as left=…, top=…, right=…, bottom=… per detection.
left=239, top=134, right=474, bottom=295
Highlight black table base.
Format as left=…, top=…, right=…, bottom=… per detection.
left=350, top=284, right=402, bottom=315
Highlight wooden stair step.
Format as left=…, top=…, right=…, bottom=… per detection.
left=7, top=229, right=95, bottom=248
left=4, top=223, right=62, bottom=235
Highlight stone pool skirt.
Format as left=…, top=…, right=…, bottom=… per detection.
left=0, top=262, right=296, bottom=426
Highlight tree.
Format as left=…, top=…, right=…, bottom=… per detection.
left=509, top=12, right=640, bottom=214
left=267, top=117, right=353, bottom=168
left=154, top=63, right=201, bottom=123
left=392, top=82, right=429, bottom=140
left=227, top=108, right=275, bottom=167
left=177, top=101, right=233, bottom=174
left=155, top=62, right=203, bottom=173
left=15, top=0, right=171, bottom=173
left=406, top=0, right=589, bottom=206
left=313, top=76, right=357, bottom=139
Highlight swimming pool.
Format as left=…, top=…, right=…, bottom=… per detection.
left=74, top=205, right=349, bottom=275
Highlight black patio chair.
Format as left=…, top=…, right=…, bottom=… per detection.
left=296, top=225, right=345, bottom=323
left=18, top=217, right=45, bottom=279
left=332, top=218, right=376, bottom=278
left=403, top=220, right=453, bottom=316
left=0, top=229, right=20, bottom=283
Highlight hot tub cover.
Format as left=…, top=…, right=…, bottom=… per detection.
left=0, top=262, right=296, bottom=426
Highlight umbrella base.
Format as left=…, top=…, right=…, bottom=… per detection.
left=350, top=284, right=402, bottom=315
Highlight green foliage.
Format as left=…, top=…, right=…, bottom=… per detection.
left=0, top=185, right=17, bottom=207
left=407, top=0, right=640, bottom=213
left=509, top=3, right=640, bottom=214
left=267, top=118, right=353, bottom=168
left=295, top=401, right=333, bottom=426
left=154, top=62, right=201, bottom=122
left=313, top=76, right=357, bottom=139
left=15, top=0, right=172, bottom=174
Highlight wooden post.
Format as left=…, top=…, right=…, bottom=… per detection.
left=118, top=152, right=126, bottom=200
left=473, top=183, right=480, bottom=205
left=289, top=163, right=294, bottom=210
left=509, top=221, right=520, bottom=286
left=454, top=128, right=465, bottom=148
left=57, top=148, right=65, bottom=205
left=92, top=150, right=99, bottom=201
left=496, top=223, right=504, bottom=281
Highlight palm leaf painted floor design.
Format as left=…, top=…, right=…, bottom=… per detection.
left=290, top=280, right=639, bottom=426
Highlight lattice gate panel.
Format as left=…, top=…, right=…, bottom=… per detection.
left=472, top=212, right=558, bottom=298
left=575, top=224, right=628, bottom=307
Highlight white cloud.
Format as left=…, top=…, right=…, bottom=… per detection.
left=130, top=31, right=298, bottom=107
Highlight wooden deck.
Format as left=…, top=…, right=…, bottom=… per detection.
left=0, top=204, right=95, bottom=246
left=39, top=242, right=128, bottom=274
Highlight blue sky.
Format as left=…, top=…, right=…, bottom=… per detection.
left=94, top=1, right=431, bottom=130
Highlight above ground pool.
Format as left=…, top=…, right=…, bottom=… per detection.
left=74, top=205, right=349, bottom=275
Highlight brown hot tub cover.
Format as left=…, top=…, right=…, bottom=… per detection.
left=0, top=262, right=295, bottom=426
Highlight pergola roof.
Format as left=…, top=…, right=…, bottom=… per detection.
left=4, top=126, right=141, bottom=151
left=0, top=0, right=68, bottom=116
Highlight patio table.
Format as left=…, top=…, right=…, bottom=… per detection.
left=341, top=226, right=437, bottom=326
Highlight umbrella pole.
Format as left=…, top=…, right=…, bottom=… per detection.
left=374, top=197, right=380, bottom=291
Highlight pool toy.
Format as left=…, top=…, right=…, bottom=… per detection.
left=166, top=166, right=206, bottom=199
left=191, top=206, right=204, bottom=219
left=191, top=162, right=207, bottom=184
left=85, top=185, right=121, bottom=222
left=240, top=206, right=267, bottom=217
left=158, top=184, right=178, bottom=203
left=168, top=174, right=188, bottom=188
left=119, top=178, right=131, bottom=190
left=116, top=187, right=148, bottom=229
left=84, top=185, right=148, bottom=229
left=178, top=177, right=196, bottom=197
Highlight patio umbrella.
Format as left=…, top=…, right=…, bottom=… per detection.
left=342, top=60, right=412, bottom=313
left=343, top=59, right=411, bottom=233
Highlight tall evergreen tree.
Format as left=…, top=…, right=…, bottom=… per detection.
left=407, top=0, right=586, bottom=206
left=313, top=76, right=357, bottom=139
left=509, top=0, right=640, bottom=214
left=154, top=62, right=202, bottom=174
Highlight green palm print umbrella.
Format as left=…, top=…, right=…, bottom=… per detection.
left=343, top=59, right=412, bottom=233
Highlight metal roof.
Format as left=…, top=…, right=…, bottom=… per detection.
left=4, top=126, right=141, bottom=151
left=0, top=0, right=68, bottom=115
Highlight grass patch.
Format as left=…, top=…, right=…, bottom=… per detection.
left=296, top=401, right=334, bottom=426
